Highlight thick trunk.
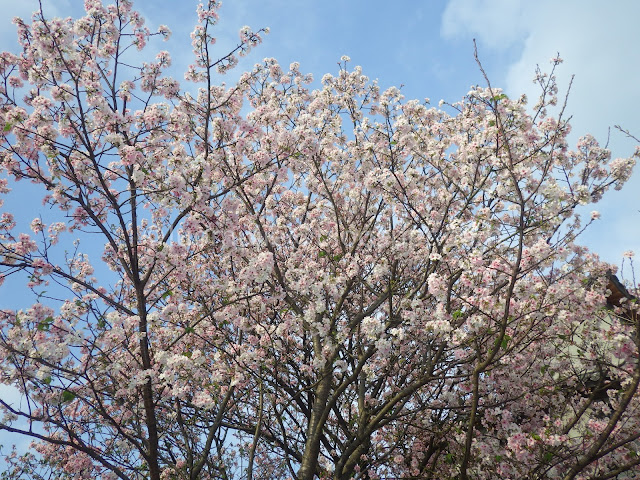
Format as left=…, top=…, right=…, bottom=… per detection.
left=142, top=377, right=161, bottom=480
left=298, top=359, right=332, bottom=480
left=138, top=305, right=160, bottom=480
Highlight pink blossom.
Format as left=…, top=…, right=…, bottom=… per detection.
left=0, top=3, right=638, bottom=480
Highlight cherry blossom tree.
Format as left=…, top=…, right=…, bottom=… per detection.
left=1, top=1, right=639, bottom=479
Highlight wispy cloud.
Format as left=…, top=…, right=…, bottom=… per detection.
left=440, top=0, right=640, bottom=264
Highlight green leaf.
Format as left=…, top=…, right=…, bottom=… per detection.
left=452, top=309, right=464, bottom=320
left=184, top=327, right=195, bottom=334
left=390, top=140, right=398, bottom=145
left=488, top=120, right=496, bottom=127
left=501, top=334, right=511, bottom=350
left=3, top=123, right=12, bottom=132
left=97, top=317, right=107, bottom=329
left=183, top=351, right=192, bottom=358
left=61, top=390, right=76, bottom=403
left=543, top=452, right=554, bottom=462
left=492, top=93, right=507, bottom=102
left=318, top=250, right=327, bottom=258
left=37, top=316, right=54, bottom=331
left=161, top=290, right=173, bottom=299
left=42, top=376, right=52, bottom=385
left=531, top=432, right=541, bottom=441
left=494, top=455, right=503, bottom=462
left=445, top=453, right=455, bottom=464
left=332, top=254, right=343, bottom=261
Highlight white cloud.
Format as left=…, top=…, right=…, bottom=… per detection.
left=441, top=0, right=527, bottom=48
left=441, top=0, right=639, bottom=148
left=441, top=0, right=640, bottom=265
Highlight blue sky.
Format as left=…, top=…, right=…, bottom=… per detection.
left=0, top=0, right=639, bottom=455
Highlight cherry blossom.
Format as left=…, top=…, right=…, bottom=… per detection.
left=1, top=1, right=639, bottom=480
